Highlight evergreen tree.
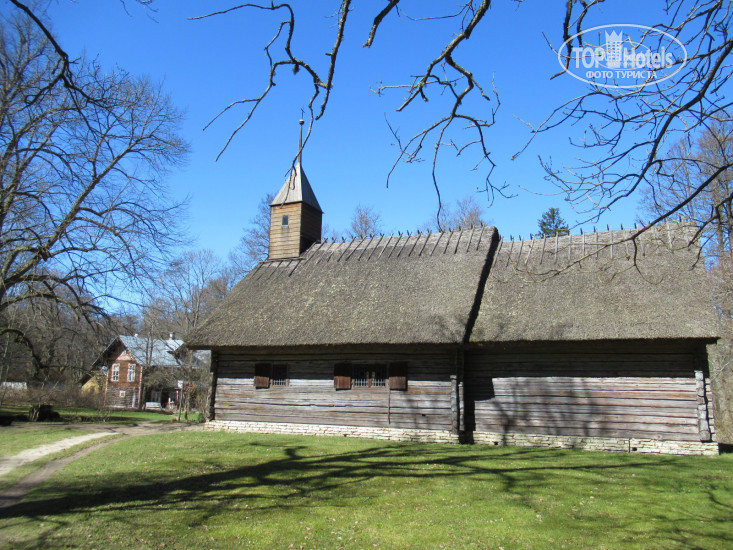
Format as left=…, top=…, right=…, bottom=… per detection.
left=536, top=208, right=570, bottom=238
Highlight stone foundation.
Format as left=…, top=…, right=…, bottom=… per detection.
left=205, top=421, right=719, bottom=455
left=206, top=420, right=459, bottom=443
left=471, top=431, right=719, bottom=456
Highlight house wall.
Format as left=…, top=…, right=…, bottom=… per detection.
left=213, top=347, right=458, bottom=433
left=464, top=340, right=717, bottom=454
left=104, top=346, right=141, bottom=409
left=207, top=340, right=718, bottom=455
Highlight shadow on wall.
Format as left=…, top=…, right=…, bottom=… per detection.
left=464, top=376, right=611, bottom=446
left=463, top=347, right=706, bottom=446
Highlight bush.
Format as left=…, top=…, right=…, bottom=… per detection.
left=4, top=384, right=108, bottom=414
left=28, top=404, right=60, bottom=422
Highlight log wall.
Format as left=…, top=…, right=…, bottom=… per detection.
left=465, top=341, right=715, bottom=442
left=214, top=347, right=456, bottom=431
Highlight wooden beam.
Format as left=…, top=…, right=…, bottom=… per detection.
left=695, top=368, right=712, bottom=442
left=206, top=351, right=219, bottom=422
left=450, top=349, right=462, bottom=434
left=458, top=349, right=465, bottom=433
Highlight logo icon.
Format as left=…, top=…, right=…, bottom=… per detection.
left=558, top=24, right=687, bottom=89
left=604, top=31, right=623, bottom=69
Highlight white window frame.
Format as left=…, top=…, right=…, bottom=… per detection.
left=111, top=364, right=120, bottom=382
left=128, top=364, right=136, bottom=382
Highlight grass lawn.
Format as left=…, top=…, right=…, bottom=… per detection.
left=57, top=407, right=177, bottom=424
left=0, top=425, right=99, bottom=457
left=1, top=404, right=175, bottom=425
left=0, top=434, right=120, bottom=494
left=0, top=432, right=731, bottom=549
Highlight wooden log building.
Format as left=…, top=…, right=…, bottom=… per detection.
left=186, top=152, right=719, bottom=456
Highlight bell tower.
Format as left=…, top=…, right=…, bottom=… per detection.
left=268, top=120, right=323, bottom=260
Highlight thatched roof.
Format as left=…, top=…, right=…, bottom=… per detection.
left=187, top=223, right=717, bottom=350
left=471, top=225, right=718, bottom=342
left=187, top=227, right=499, bottom=348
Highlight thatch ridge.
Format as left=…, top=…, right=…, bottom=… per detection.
left=187, top=227, right=499, bottom=348
left=472, top=223, right=717, bottom=342
left=187, top=223, right=717, bottom=349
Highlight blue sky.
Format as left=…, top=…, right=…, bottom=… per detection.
left=38, top=0, right=683, bottom=259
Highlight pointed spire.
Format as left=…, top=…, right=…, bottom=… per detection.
left=271, top=119, right=323, bottom=212
left=267, top=119, right=324, bottom=260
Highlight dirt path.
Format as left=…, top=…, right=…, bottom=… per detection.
left=0, top=432, right=113, bottom=477
left=0, top=422, right=201, bottom=510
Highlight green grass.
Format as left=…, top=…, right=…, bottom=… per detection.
left=1, top=404, right=174, bottom=425
left=55, top=407, right=175, bottom=424
left=0, top=425, right=99, bottom=457
left=0, top=434, right=120, bottom=493
left=0, top=432, right=731, bottom=549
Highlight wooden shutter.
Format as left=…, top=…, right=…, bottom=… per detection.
left=334, top=363, right=351, bottom=390
left=389, top=362, right=407, bottom=391
left=254, top=363, right=271, bottom=388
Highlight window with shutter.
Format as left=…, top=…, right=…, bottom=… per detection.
left=389, top=362, right=408, bottom=391
left=334, top=363, right=351, bottom=390
left=254, top=363, right=271, bottom=388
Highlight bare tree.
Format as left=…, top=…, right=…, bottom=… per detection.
left=145, top=249, right=231, bottom=336
left=193, top=1, right=501, bottom=213
left=350, top=204, right=383, bottom=239
left=422, top=195, right=489, bottom=232
left=10, top=1, right=733, bottom=248
left=141, top=249, right=232, bottom=417
left=537, top=3, right=732, bottom=236
left=183, top=1, right=732, bottom=245
left=0, top=10, right=188, bottom=365
left=229, top=192, right=275, bottom=277
left=640, top=120, right=733, bottom=257
left=0, top=294, right=99, bottom=402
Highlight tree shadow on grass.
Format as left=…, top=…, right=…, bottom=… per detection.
left=0, top=437, right=731, bottom=548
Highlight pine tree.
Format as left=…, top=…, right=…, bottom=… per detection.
left=536, top=208, right=570, bottom=237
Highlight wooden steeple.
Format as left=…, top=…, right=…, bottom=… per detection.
left=268, top=121, right=323, bottom=260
